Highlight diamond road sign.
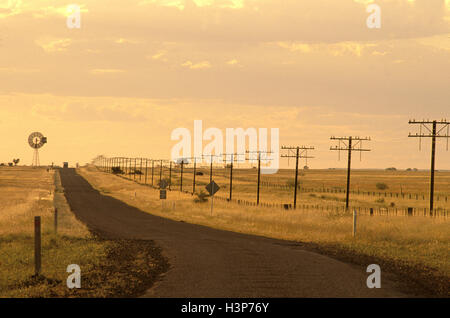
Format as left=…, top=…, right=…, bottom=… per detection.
left=205, top=181, right=220, bottom=196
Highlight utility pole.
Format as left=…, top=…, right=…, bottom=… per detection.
left=139, top=158, right=143, bottom=182
left=246, top=150, right=273, bottom=206
left=169, top=161, right=172, bottom=190
left=151, top=160, right=154, bottom=186
left=144, top=159, right=148, bottom=184
left=192, top=157, right=196, bottom=195
left=210, top=154, right=213, bottom=183
left=177, top=158, right=190, bottom=192
left=408, top=119, right=450, bottom=215
left=128, top=158, right=132, bottom=179
left=133, top=158, right=137, bottom=181
left=330, top=136, right=371, bottom=211
left=281, top=146, right=315, bottom=209
left=159, top=160, right=163, bottom=185
left=221, top=153, right=244, bottom=201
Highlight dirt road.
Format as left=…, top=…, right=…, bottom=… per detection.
left=60, top=168, right=411, bottom=297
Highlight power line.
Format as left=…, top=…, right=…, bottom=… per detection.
left=245, top=150, right=274, bottom=205
left=281, top=146, right=315, bottom=209
left=220, top=153, right=246, bottom=201
left=330, top=136, right=371, bottom=211
left=408, top=119, right=450, bottom=215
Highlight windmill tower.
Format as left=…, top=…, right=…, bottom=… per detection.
left=28, top=132, right=47, bottom=167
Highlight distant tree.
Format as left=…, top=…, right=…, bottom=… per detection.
left=386, top=167, right=397, bottom=171
left=406, top=168, right=412, bottom=171
left=8, top=163, right=13, bottom=167
left=376, top=182, right=388, bottom=190
left=303, top=166, right=309, bottom=170
left=91, top=155, right=106, bottom=165
left=13, top=159, right=20, bottom=166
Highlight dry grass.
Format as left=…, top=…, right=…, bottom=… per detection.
left=0, top=167, right=107, bottom=297
left=80, top=165, right=450, bottom=295
left=122, top=165, right=450, bottom=211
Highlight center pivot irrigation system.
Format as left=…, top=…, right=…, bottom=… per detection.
left=94, top=119, right=449, bottom=215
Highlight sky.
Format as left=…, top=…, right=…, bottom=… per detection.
left=0, top=0, right=449, bottom=169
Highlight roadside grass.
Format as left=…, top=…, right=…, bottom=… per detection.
left=0, top=167, right=167, bottom=298
left=80, top=165, right=450, bottom=296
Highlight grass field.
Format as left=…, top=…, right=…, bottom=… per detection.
left=0, top=167, right=166, bottom=298
left=116, top=162, right=450, bottom=213
left=81, top=165, right=450, bottom=296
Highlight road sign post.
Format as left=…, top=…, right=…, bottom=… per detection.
left=206, top=181, right=220, bottom=216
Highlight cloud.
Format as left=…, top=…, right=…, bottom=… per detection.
left=31, top=101, right=148, bottom=122
left=150, top=50, right=168, bottom=60
left=181, top=60, right=212, bottom=69
left=35, top=38, right=72, bottom=52
left=114, top=38, right=142, bottom=45
left=89, top=69, right=126, bottom=75
left=0, top=2, right=88, bottom=19
left=0, top=67, right=40, bottom=73
left=0, top=0, right=22, bottom=19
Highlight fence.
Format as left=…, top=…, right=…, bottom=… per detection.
left=94, top=157, right=449, bottom=218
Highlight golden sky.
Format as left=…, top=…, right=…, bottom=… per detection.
left=0, top=0, right=449, bottom=169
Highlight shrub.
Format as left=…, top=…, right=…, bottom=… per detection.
left=376, top=182, right=388, bottom=190
left=286, top=180, right=301, bottom=188
left=375, top=198, right=385, bottom=203
left=194, top=190, right=209, bottom=203
left=112, top=167, right=123, bottom=174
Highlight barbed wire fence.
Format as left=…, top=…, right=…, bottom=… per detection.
left=93, top=156, right=449, bottom=218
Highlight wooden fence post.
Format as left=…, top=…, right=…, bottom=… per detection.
left=54, top=208, right=58, bottom=234
left=34, top=216, right=41, bottom=276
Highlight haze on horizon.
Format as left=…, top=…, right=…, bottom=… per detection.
left=0, top=0, right=449, bottom=170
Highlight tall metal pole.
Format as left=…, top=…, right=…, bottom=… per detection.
left=430, top=120, right=437, bottom=215
left=294, top=147, right=299, bottom=209
left=346, top=137, right=353, bottom=211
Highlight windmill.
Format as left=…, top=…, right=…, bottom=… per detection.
left=28, top=132, right=47, bottom=167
